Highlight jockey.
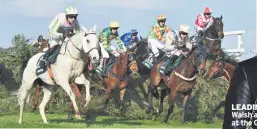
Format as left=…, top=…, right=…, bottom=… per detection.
left=97, top=21, right=125, bottom=76
left=31, top=35, right=48, bottom=53
left=159, top=24, right=193, bottom=74
left=120, top=28, right=139, bottom=51
left=194, top=7, right=214, bottom=42
left=144, top=14, right=171, bottom=68
left=40, top=6, right=80, bottom=68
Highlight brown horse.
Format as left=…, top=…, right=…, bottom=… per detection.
left=202, top=16, right=224, bottom=59
left=204, top=61, right=235, bottom=84
left=203, top=60, right=235, bottom=116
left=197, top=16, right=224, bottom=75
left=98, top=51, right=138, bottom=115
left=146, top=46, right=198, bottom=123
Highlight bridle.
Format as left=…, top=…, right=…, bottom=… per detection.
left=63, top=32, right=99, bottom=61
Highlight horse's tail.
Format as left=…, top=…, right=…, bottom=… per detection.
left=11, top=70, right=36, bottom=107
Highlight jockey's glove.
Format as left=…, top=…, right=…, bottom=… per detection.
left=119, top=44, right=123, bottom=49
left=175, top=45, right=185, bottom=50
left=161, top=37, right=165, bottom=42
left=105, top=47, right=113, bottom=53
left=182, top=48, right=190, bottom=52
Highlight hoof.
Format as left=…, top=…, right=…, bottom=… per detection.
left=161, top=119, right=168, bottom=123
left=75, top=114, right=82, bottom=120
left=103, top=109, right=109, bottom=114
left=68, top=116, right=73, bottom=121
left=145, top=107, right=152, bottom=114
left=85, top=114, right=93, bottom=122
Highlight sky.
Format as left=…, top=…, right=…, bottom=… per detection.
left=0, top=0, right=256, bottom=61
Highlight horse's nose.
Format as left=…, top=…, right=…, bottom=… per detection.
left=221, top=34, right=224, bottom=39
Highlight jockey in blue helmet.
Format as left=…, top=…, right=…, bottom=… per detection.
left=120, top=28, right=139, bottom=51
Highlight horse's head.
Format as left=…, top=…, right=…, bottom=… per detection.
left=136, top=36, right=149, bottom=59
left=119, top=51, right=139, bottom=78
left=80, top=25, right=100, bottom=64
left=208, top=15, right=224, bottom=39
left=203, top=61, right=225, bottom=80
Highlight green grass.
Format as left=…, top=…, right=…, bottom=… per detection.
left=0, top=113, right=223, bottom=128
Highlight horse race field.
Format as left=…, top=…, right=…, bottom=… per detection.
left=0, top=113, right=223, bottom=128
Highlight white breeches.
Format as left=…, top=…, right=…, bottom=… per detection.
left=148, top=38, right=166, bottom=57
left=99, top=42, right=127, bottom=58
left=48, top=37, right=62, bottom=48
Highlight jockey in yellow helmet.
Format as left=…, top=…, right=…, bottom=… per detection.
left=96, top=21, right=126, bottom=76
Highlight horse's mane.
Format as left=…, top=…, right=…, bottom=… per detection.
left=175, top=47, right=196, bottom=71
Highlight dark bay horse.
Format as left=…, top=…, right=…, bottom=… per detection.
left=146, top=46, right=198, bottom=124
left=198, top=16, right=224, bottom=74
left=134, top=37, right=166, bottom=101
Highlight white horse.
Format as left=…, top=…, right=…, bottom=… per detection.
left=14, top=25, right=100, bottom=124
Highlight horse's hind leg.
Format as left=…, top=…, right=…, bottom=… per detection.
left=17, top=77, right=36, bottom=124
left=31, top=84, right=41, bottom=112
left=181, top=94, right=190, bottom=124
left=39, top=85, right=53, bottom=123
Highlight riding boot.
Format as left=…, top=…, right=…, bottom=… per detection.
left=101, top=58, right=108, bottom=76
left=159, top=57, right=170, bottom=74
left=163, top=55, right=179, bottom=74
left=142, top=53, right=154, bottom=69
left=40, top=45, right=57, bottom=68
left=196, top=30, right=204, bottom=43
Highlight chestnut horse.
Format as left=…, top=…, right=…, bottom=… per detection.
left=97, top=51, right=138, bottom=115
left=203, top=60, right=235, bottom=116
left=146, top=46, right=198, bottom=123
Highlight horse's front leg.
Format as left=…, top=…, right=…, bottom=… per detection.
left=181, top=94, right=190, bottom=124
left=145, top=85, right=154, bottom=114
left=158, top=89, right=167, bottom=115
left=216, top=49, right=223, bottom=60
left=119, top=80, right=128, bottom=116
left=67, top=83, right=84, bottom=120
left=104, top=87, right=112, bottom=113
left=31, top=84, right=41, bottom=112
left=74, top=74, right=92, bottom=121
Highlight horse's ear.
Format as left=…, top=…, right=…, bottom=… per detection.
left=140, top=36, right=143, bottom=40
left=93, top=25, right=97, bottom=32
left=220, top=15, right=223, bottom=20
left=81, top=25, right=89, bottom=33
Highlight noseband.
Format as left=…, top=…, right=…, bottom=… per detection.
left=204, top=19, right=223, bottom=41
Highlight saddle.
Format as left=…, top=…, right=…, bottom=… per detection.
left=35, top=43, right=62, bottom=77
